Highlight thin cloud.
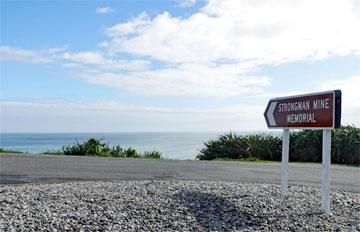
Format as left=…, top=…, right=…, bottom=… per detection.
left=0, top=99, right=266, bottom=132
left=61, top=51, right=149, bottom=70
left=177, top=0, right=196, bottom=8
left=0, top=46, right=149, bottom=71
left=79, top=63, right=270, bottom=97
left=0, top=46, right=56, bottom=63
left=95, top=7, right=114, bottom=14
left=105, top=12, right=150, bottom=37
left=0, top=99, right=259, bottom=114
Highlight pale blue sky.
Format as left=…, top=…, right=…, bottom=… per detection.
left=1, top=0, right=359, bottom=132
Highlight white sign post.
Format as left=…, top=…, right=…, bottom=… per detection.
left=264, top=90, right=341, bottom=214
left=281, top=129, right=290, bottom=197
left=321, top=129, right=331, bottom=214
left=281, top=129, right=332, bottom=213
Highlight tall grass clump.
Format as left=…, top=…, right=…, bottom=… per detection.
left=197, top=133, right=282, bottom=160
left=289, top=125, right=360, bottom=164
left=61, top=138, right=161, bottom=159
left=198, top=125, right=360, bottom=165
left=246, top=134, right=282, bottom=161
left=290, top=130, right=323, bottom=162
left=143, top=151, right=162, bottom=159
left=63, top=138, right=109, bottom=156
left=332, top=125, right=359, bottom=164
left=198, top=133, right=248, bottom=160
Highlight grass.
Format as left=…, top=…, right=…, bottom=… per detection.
left=41, top=149, right=162, bottom=159
left=0, top=148, right=23, bottom=154
left=214, top=157, right=279, bottom=163
left=213, top=157, right=360, bottom=167
left=42, top=150, right=64, bottom=155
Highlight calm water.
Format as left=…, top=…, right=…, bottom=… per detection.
left=0, top=132, right=229, bottom=160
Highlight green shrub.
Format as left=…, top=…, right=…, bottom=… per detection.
left=0, top=148, right=23, bottom=153
left=63, top=140, right=87, bottom=156
left=198, top=125, right=360, bottom=165
left=332, top=125, right=360, bottom=164
left=143, top=151, right=162, bottom=159
left=197, top=133, right=281, bottom=160
left=42, top=150, right=63, bottom=155
left=197, top=133, right=250, bottom=160
left=124, top=148, right=140, bottom=158
left=60, top=138, right=162, bottom=159
left=62, top=138, right=111, bottom=156
left=290, top=130, right=322, bottom=162
left=110, top=145, right=125, bottom=157
left=246, top=134, right=282, bottom=161
left=289, top=126, right=360, bottom=164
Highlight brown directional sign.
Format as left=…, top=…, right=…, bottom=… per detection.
left=264, top=90, right=341, bottom=129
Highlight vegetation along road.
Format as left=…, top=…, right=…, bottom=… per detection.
left=0, top=153, right=359, bottom=192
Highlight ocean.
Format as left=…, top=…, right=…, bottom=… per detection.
left=0, top=132, right=230, bottom=160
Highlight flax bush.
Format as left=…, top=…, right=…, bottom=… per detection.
left=197, top=133, right=282, bottom=161
left=198, top=125, right=360, bottom=165
left=61, top=138, right=161, bottom=159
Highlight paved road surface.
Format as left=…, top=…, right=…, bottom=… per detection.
left=0, top=153, right=359, bottom=192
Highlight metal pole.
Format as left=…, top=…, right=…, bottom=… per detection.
left=321, top=129, right=331, bottom=214
left=281, top=129, right=290, bottom=197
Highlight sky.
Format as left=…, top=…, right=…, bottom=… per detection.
left=1, top=0, right=359, bottom=133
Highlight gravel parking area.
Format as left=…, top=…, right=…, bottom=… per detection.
left=0, top=180, right=359, bottom=231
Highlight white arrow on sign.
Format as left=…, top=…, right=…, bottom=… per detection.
left=267, top=101, right=277, bottom=126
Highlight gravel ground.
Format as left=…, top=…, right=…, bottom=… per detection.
left=0, top=181, right=359, bottom=232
